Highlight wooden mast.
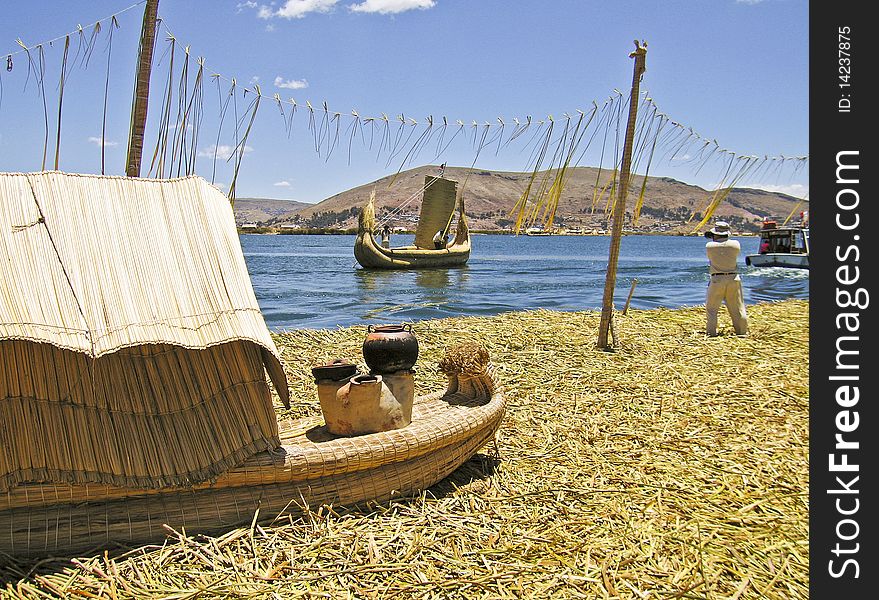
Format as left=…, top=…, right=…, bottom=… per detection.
left=597, top=40, right=647, bottom=349
left=125, top=0, right=160, bottom=177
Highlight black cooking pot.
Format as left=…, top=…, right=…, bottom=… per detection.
left=311, top=359, right=358, bottom=382
left=362, top=324, right=418, bottom=374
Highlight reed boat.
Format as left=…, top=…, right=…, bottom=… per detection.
left=354, top=176, right=471, bottom=269
left=0, top=349, right=504, bottom=559
left=0, top=172, right=504, bottom=558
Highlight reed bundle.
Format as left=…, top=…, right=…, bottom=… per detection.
left=1, top=299, right=808, bottom=598
left=0, top=172, right=289, bottom=492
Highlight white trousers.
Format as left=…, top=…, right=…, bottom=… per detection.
left=706, top=275, right=748, bottom=336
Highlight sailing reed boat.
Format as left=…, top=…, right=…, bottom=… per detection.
left=354, top=176, right=471, bottom=269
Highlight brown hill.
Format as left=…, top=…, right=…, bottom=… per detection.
left=263, top=165, right=807, bottom=234
left=233, top=198, right=310, bottom=226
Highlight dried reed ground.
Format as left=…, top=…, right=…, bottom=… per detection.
left=1, top=299, right=809, bottom=599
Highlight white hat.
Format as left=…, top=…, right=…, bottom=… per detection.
left=708, top=221, right=731, bottom=237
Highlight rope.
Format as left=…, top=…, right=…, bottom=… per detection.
left=2, top=1, right=146, bottom=58
left=373, top=175, right=440, bottom=230
left=24, top=175, right=94, bottom=356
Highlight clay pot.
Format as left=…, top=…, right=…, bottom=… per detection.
left=362, top=324, right=418, bottom=374
left=322, top=373, right=414, bottom=436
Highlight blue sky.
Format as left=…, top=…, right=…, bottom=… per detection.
left=0, top=0, right=808, bottom=204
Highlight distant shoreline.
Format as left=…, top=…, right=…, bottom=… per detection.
left=236, top=228, right=758, bottom=237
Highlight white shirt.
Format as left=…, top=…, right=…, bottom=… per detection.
left=706, top=238, right=741, bottom=274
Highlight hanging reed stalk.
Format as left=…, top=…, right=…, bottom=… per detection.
left=631, top=109, right=665, bottom=225
left=227, top=88, right=261, bottom=206
left=168, top=46, right=190, bottom=176
left=148, top=36, right=176, bottom=178
left=782, top=199, right=806, bottom=225
left=511, top=118, right=554, bottom=232
left=100, top=18, right=119, bottom=174
left=591, top=93, right=622, bottom=210
left=690, top=154, right=761, bottom=232
left=209, top=76, right=235, bottom=184
left=53, top=36, right=70, bottom=171
left=184, top=57, right=205, bottom=174
left=74, top=21, right=102, bottom=69
left=15, top=42, right=50, bottom=170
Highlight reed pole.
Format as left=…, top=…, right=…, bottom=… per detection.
left=597, top=40, right=647, bottom=349
left=622, top=278, right=638, bottom=315
left=125, top=0, right=160, bottom=177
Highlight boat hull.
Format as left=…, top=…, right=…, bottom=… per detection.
left=745, top=253, right=809, bottom=269
left=354, top=189, right=471, bottom=269
left=355, top=239, right=471, bottom=269
left=354, top=178, right=470, bottom=269
left=1, top=372, right=504, bottom=558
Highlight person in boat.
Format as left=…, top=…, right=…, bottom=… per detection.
left=703, top=221, right=748, bottom=337
left=380, top=224, right=391, bottom=248
left=433, top=229, right=449, bottom=249
left=758, top=239, right=770, bottom=254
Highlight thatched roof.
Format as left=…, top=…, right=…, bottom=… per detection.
left=0, top=171, right=289, bottom=492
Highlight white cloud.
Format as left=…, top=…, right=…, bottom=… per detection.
left=197, top=144, right=254, bottom=159
left=348, top=0, right=435, bottom=14
left=252, top=0, right=434, bottom=19
left=273, top=180, right=292, bottom=187
left=167, top=122, right=194, bottom=132
left=741, top=182, right=809, bottom=198
left=274, top=76, right=309, bottom=90
left=87, top=136, right=119, bottom=147
left=259, top=0, right=340, bottom=19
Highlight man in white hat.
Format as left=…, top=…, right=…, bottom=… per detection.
left=704, top=221, right=748, bottom=336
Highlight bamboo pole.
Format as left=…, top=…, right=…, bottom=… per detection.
left=623, top=278, right=638, bottom=315
left=598, top=41, right=647, bottom=349
left=125, top=0, right=160, bottom=177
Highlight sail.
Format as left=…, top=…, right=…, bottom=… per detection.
left=414, top=176, right=457, bottom=249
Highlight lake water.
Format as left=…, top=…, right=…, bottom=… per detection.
left=241, top=233, right=809, bottom=330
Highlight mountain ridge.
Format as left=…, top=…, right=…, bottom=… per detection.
left=236, top=165, right=807, bottom=234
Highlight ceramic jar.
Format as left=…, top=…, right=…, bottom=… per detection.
left=362, top=324, right=418, bottom=374
left=323, top=373, right=414, bottom=436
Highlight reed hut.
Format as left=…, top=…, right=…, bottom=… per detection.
left=0, top=171, right=289, bottom=493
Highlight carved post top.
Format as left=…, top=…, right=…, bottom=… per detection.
left=629, top=39, right=648, bottom=77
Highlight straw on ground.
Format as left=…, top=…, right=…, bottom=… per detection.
left=1, top=299, right=808, bottom=599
